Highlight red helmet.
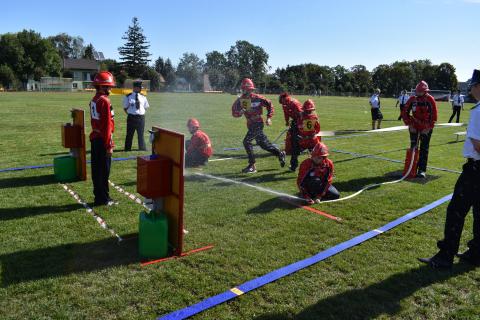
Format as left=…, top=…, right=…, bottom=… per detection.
left=187, top=118, right=200, bottom=129
left=312, top=142, right=329, bottom=157
left=279, top=92, right=290, bottom=104
left=92, top=71, right=116, bottom=87
left=241, top=78, right=255, bottom=91
left=303, top=99, right=316, bottom=112
left=415, top=81, right=429, bottom=95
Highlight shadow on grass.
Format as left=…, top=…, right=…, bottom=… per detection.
left=247, top=197, right=298, bottom=214
left=334, top=174, right=396, bottom=192
left=113, top=180, right=137, bottom=187
left=254, top=264, right=475, bottom=320
left=221, top=171, right=291, bottom=184
left=0, top=203, right=80, bottom=221
left=39, top=151, right=71, bottom=156
left=212, top=153, right=275, bottom=160
left=0, top=234, right=139, bottom=287
left=335, top=171, right=441, bottom=193
left=0, top=174, right=57, bottom=189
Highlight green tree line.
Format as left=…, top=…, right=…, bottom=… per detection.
left=0, top=18, right=460, bottom=95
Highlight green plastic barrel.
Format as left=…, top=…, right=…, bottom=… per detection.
left=53, top=155, right=77, bottom=182
left=139, top=211, right=169, bottom=259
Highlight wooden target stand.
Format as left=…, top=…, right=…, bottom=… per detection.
left=61, top=109, right=87, bottom=181
left=137, top=126, right=213, bottom=265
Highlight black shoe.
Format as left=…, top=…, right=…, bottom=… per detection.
left=456, top=250, right=480, bottom=266
left=278, top=151, right=286, bottom=167
left=242, top=164, right=257, bottom=173
left=418, top=253, right=453, bottom=269
left=288, top=165, right=297, bottom=172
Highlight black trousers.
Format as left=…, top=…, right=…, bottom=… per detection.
left=448, top=106, right=462, bottom=123
left=243, top=122, right=281, bottom=165
left=409, top=129, right=433, bottom=172
left=437, top=160, right=480, bottom=257
left=185, top=140, right=208, bottom=167
left=91, top=138, right=111, bottom=205
left=125, top=114, right=146, bottom=151
left=398, top=104, right=405, bottom=120
left=289, top=120, right=301, bottom=169
left=303, top=176, right=340, bottom=200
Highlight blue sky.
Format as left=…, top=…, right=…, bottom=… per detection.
left=2, top=0, right=478, bottom=81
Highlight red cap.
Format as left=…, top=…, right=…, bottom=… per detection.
left=312, top=142, right=329, bottom=157
left=92, top=71, right=116, bottom=87
left=415, top=81, right=429, bottom=95
left=303, top=99, right=316, bottom=111
left=187, top=118, right=200, bottom=128
left=241, top=78, right=255, bottom=91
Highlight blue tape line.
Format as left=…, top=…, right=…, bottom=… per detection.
left=112, top=156, right=137, bottom=162
left=158, top=193, right=453, bottom=320
left=0, top=163, right=54, bottom=172
left=0, top=156, right=137, bottom=173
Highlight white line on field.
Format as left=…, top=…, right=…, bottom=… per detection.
left=192, top=172, right=304, bottom=201
left=332, top=149, right=462, bottom=174
left=60, top=184, right=123, bottom=242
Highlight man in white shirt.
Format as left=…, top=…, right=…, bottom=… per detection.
left=123, top=80, right=150, bottom=151
left=396, top=89, right=409, bottom=120
left=369, top=88, right=383, bottom=130
left=419, top=69, right=480, bottom=268
left=448, top=89, right=465, bottom=123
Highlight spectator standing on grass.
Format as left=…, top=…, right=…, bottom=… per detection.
left=89, top=71, right=117, bottom=206
left=396, top=89, right=410, bottom=120
left=297, top=142, right=340, bottom=205
left=123, top=80, right=149, bottom=151
left=231, top=78, right=286, bottom=173
left=401, top=80, right=438, bottom=179
left=419, top=69, right=480, bottom=268
left=185, top=118, right=213, bottom=167
left=449, top=89, right=464, bottom=123
left=369, top=88, right=383, bottom=130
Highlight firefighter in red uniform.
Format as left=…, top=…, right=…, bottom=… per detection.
left=401, top=80, right=438, bottom=178
left=232, top=78, right=286, bottom=173
left=185, top=118, right=213, bottom=167
left=279, top=92, right=303, bottom=171
left=297, top=142, right=340, bottom=205
left=291, top=99, right=321, bottom=171
left=89, top=71, right=117, bottom=206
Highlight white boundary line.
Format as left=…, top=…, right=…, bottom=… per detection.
left=109, top=180, right=190, bottom=234
left=192, top=172, right=304, bottom=201
left=60, top=184, right=123, bottom=242
left=332, top=149, right=462, bottom=174
left=108, top=180, right=150, bottom=210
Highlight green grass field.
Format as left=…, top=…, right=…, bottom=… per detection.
left=1, top=92, right=479, bottom=319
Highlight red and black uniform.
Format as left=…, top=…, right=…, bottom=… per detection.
left=89, top=93, right=115, bottom=205
left=232, top=93, right=282, bottom=165
left=297, top=113, right=321, bottom=150
left=290, top=112, right=321, bottom=170
left=401, top=94, right=438, bottom=173
left=281, top=97, right=302, bottom=158
left=186, top=129, right=213, bottom=167
left=297, top=158, right=339, bottom=201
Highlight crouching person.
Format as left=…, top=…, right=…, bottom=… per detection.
left=297, top=142, right=340, bottom=205
left=185, top=118, right=212, bottom=167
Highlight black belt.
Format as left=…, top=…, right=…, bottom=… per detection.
left=467, top=158, right=480, bottom=164
left=128, top=114, right=144, bottom=117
